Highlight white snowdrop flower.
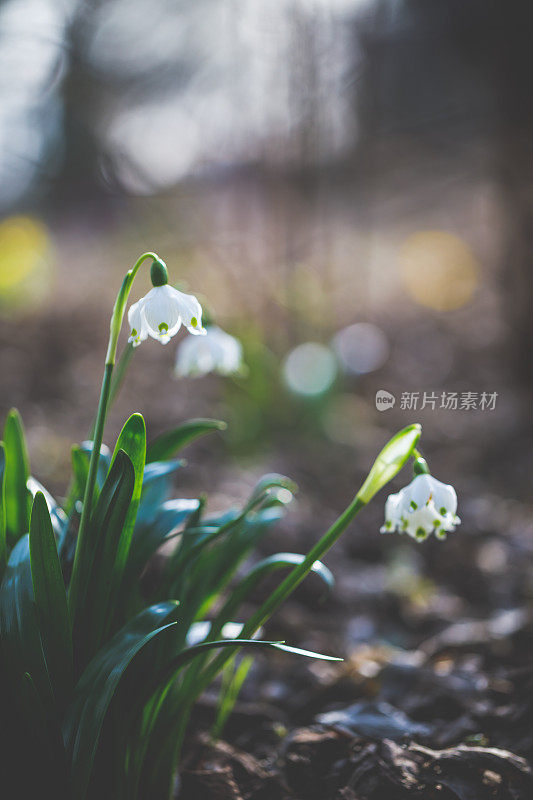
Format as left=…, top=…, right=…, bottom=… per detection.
left=174, top=325, right=244, bottom=378
left=128, top=285, right=206, bottom=346
left=381, top=473, right=460, bottom=541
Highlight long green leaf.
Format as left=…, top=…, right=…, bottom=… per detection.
left=29, top=492, right=73, bottom=709
left=64, top=445, right=90, bottom=516
left=243, top=472, right=296, bottom=513
left=63, top=602, right=178, bottom=800
left=146, top=418, right=226, bottom=463
left=109, top=414, right=146, bottom=617
left=27, top=476, right=68, bottom=540
left=72, top=449, right=135, bottom=668
left=3, top=408, right=31, bottom=544
left=181, top=506, right=285, bottom=622
left=125, top=498, right=199, bottom=588
left=208, top=552, right=333, bottom=642
left=144, top=637, right=341, bottom=707
left=0, top=535, right=52, bottom=703
left=136, top=459, right=184, bottom=527
left=0, top=442, right=6, bottom=576
left=136, top=632, right=340, bottom=800
left=20, top=672, right=69, bottom=797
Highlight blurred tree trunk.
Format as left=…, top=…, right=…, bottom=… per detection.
left=492, top=1, right=533, bottom=384
left=54, top=0, right=107, bottom=208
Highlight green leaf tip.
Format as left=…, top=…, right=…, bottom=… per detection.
left=146, top=418, right=227, bottom=463
left=3, top=407, right=31, bottom=543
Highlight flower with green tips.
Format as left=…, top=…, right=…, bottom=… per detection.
left=128, top=263, right=206, bottom=346
left=381, top=473, right=460, bottom=540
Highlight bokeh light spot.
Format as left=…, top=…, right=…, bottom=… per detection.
left=332, top=322, right=389, bottom=374
left=282, top=342, right=337, bottom=397
left=323, top=393, right=376, bottom=446
left=0, top=216, right=52, bottom=309
left=399, top=231, right=479, bottom=311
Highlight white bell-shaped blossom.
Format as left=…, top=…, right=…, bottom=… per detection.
left=174, top=325, right=244, bottom=377
left=128, top=285, right=206, bottom=346
left=381, top=473, right=460, bottom=541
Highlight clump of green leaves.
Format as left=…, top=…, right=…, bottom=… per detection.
left=0, top=253, right=423, bottom=799
left=0, top=407, right=420, bottom=799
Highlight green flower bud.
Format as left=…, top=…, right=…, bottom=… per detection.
left=150, top=258, right=168, bottom=287
left=413, top=455, right=430, bottom=475
left=357, top=423, right=422, bottom=505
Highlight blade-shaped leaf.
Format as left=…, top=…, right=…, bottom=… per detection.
left=80, top=440, right=111, bottom=492
left=3, top=408, right=31, bottom=544
left=27, top=476, right=68, bottom=541
left=186, top=620, right=254, bottom=647
left=136, top=459, right=184, bottom=527
left=142, top=638, right=342, bottom=712
left=135, top=636, right=340, bottom=798
left=20, top=672, right=69, bottom=796
left=0, top=534, right=52, bottom=703
left=109, top=414, right=146, bottom=597
left=126, top=498, right=200, bottom=586
left=71, top=449, right=135, bottom=668
left=146, top=418, right=226, bottom=463
left=180, top=506, right=285, bottom=622
left=0, top=442, right=6, bottom=576
left=29, top=492, right=73, bottom=709
left=63, top=602, right=178, bottom=800
left=209, top=552, right=334, bottom=641
left=63, top=445, right=90, bottom=516
left=243, top=473, right=297, bottom=513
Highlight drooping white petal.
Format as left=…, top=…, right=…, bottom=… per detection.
left=428, top=477, right=457, bottom=517
left=128, top=300, right=148, bottom=347
left=408, top=474, right=434, bottom=511
left=166, top=286, right=206, bottom=335
left=141, top=285, right=183, bottom=342
left=380, top=491, right=402, bottom=533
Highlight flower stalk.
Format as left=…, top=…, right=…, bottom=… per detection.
left=170, top=423, right=422, bottom=762
left=69, top=252, right=163, bottom=619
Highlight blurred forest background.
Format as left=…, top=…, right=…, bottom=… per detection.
left=1, top=0, right=533, bottom=546
left=4, top=4, right=533, bottom=794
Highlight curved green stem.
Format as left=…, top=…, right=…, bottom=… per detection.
left=171, top=423, right=422, bottom=763
left=169, top=492, right=367, bottom=763
left=106, top=251, right=160, bottom=366
left=87, top=342, right=136, bottom=441
left=68, top=252, right=159, bottom=620
left=197, top=494, right=365, bottom=693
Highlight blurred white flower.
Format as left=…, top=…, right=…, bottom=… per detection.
left=381, top=474, right=460, bottom=541
left=174, top=325, right=244, bottom=378
left=128, top=285, right=205, bottom=346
